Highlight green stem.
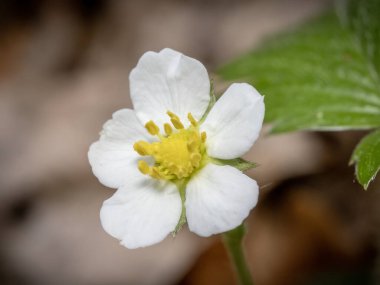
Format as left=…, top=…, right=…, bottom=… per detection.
left=223, top=224, right=254, bottom=285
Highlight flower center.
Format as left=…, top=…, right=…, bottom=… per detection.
left=133, top=111, right=207, bottom=181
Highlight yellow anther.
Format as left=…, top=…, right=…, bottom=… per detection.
left=190, top=153, right=201, bottom=166
left=170, top=167, right=178, bottom=174
left=145, top=120, right=160, bottom=136
left=201, top=132, right=207, bottom=142
left=133, top=141, right=152, bottom=156
left=176, top=168, right=184, bottom=179
left=164, top=123, right=173, bottom=136
left=187, top=139, right=198, bottom=152
left=167, top=111, right=179, bottom=120
left=166, top=111, right=184, bottom=129
left=151, top=167, right=162, bottom=179
left=171, top=117, right=184, bottom=129
left=137, top=160, right=151, bottom=175
left=187, top=113, right=197, bottom=127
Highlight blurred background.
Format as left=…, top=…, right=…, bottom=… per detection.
left=1, top=0, right=379, bottom=284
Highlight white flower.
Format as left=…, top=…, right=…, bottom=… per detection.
left=88, top=48, right=265, bottom=249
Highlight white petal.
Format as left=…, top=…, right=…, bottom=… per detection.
left=201, top=83, right=265, bottom=159
left=129, top=48, right=210, bottom=127
left=185, top=163, right=258, bottom=237
left=100, top=178, right=182, bottom=249
left=88, top=109, right=152, bottom=189
left=100, top=109, right=152, bottom=144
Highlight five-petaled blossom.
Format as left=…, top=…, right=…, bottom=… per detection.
left=88, top=48, right=265, bottom=249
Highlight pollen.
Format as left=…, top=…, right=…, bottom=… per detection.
left=133, top=112, right=207, bottom=181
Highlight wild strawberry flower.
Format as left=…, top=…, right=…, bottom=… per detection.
left=88, top=48, right=265, bottom=249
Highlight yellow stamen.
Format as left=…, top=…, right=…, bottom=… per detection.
left=171, top=117, right=184, bottom=129
left=133, top=141, right=152, bottom=156
left=187, top=113, right=197, bottom=127
left=151, top=167, right=162, bottom=179
left=134, top=111, right=208, bottom=181
left=187, top=139, right=197, bottom=152
left=164, top=123, right=173, bottom=136
left=167, top=111, right=179, bottom=120
left=145, top=120, right=160, bottom=136
left=190, top=153, right=201, bottom=167
left=138, top=160, right=150, bottom=174
left=201, top=132, right=207, bottom=142
left=167, top=111, right=184, bottom=129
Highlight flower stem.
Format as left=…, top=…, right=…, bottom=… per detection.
left=223, top=224, right=254, bottom=285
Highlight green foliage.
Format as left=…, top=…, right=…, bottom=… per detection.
left=218, top=14, right=380, bottom=133
left=351, top=129, right=380, bottom=189
left=217, top=1, right=380, bottom=189
left=337, top=0, right=380, bottom=79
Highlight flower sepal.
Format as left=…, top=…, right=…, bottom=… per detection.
left=172, top=181, right=187, bottom=236
left=210, top=157, right=258, bottom=172
left=199, top=80, right=217, bottom=123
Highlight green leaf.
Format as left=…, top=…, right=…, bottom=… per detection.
left=211, top=157, right=257, bottom=171
left=351, top=129, right=380, bottom=189
left=337, top=0, right=380, bottom=80
left=218, top=14, right=380, bottom=133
